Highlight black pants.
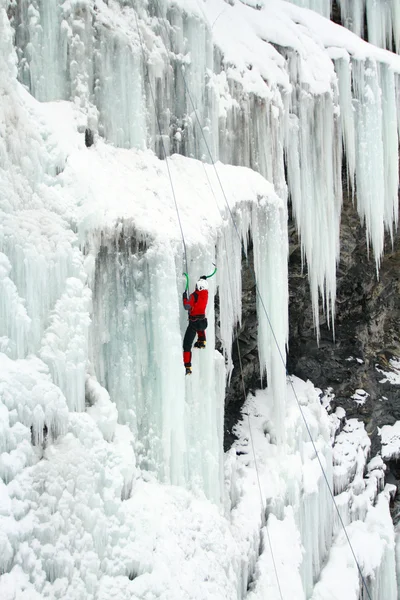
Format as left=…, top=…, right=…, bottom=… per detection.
left=183, top=318, right=208, bottom=352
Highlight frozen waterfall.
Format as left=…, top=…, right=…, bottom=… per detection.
left=1, top=0, right=400, bottom=598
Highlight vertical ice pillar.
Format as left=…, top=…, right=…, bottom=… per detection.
left=215, top=215, right=246, bottom=378
left=379, top=63, right=399, bottom=237
left=90, top=231, right=224, bottom=503
left=336, top=56, right=399, bottom=264
left=337, top=0, right=399, bottom=52
left=252, top=200, right=288, bottom=445
left=0, top=253, right=31, bottom=359
left=366, top=0, right=395, bottom=51
left=13, top=0, right=69, bottom=101
left=95, top=28, right=146, bottom=149
left=90, top=234, right=187, bottom=486
left=352, top=58, right=385, bottom=266
left=142, top=4, right=214, bottom=161
left=286, top=82, right=342, bottom=338
left=337, top=0, right=365, bottom=39
left=180, top=243, right=224, bottom=504
left=334, top=56, right=356, bottom=192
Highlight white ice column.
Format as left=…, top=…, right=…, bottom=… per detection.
left=90, top=236, right=186, bottom=486
left=334, top=56, right=356, bottom=192
left=252, top=200, right=288, bottom=445
left=337, top=0, right=365, bottom=39
left=352, top=58, right=386, bottom=266
left=215, top=213, right=246, bottom=378
left=95, top=27, right=146, bottom=149
left=379, top=63, right=399, bottom=237
left=90, top=233, right=225, bottom=501
left=366, top=0, right=396, bottom=51
left=14, top=0, right=69, bottom=101
left=297, top=444, right=334, bottom=597
left=286, top=89, right=342, bottom=337
left=179, top=243, right=225, bottom=505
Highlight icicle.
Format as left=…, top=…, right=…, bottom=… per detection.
left=252, top=198, right=288, bottom=446
left=215, top=215, right=244, bottom=378
left=286, top=70, right=342, bottom=339
left=379, top=62, right=399, bottom=239
left=337, top=0, right=366, bottom=39
left=351, top=58, right=386, bottom=270
left=334, top=56, right=356, bottom=194
left=337, top=0, right=399, bottom=52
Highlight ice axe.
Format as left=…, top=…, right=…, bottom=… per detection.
left=182, top=263, right=217, bottom=292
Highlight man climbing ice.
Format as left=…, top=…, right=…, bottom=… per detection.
left=182, top=276, right=208, bottom=375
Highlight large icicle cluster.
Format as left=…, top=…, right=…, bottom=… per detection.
left=9, top=0, right=400, bottom=337
left=2, top=0, right=400, bottom=597
left=336, top=0, right=400, bottom=52
left=285, top=0, right=400, bottom=53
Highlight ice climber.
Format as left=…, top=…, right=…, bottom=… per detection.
left=182, top=276, right=208, bottom=375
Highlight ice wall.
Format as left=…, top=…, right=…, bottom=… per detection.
left=83, top=188, right=287, bottom=499
left=4, top=0, right=400, bottom=491
left=337, top=0, right=400, bottom=52
left=10, top=0, right=400, bottom=341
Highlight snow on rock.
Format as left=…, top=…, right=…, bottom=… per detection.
left=379, top=422, right=400, bottom=460
left=377, top=359, right=400, bottom=385
left=333, top=419, right=371, bottom=499
left=351, top=388, right=370, bottom=405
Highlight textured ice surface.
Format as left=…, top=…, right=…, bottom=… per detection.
left=1, top=0, right=399, bottom=598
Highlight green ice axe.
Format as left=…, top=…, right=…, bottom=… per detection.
left=205, top=263, right=217, bottom=279
left=183, top=272, right=189, bottom=292
left=183, top=264, right=216, bottom=293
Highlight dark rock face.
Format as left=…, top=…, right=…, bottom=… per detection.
left=287, top=194, right=400, bottom=452
left=287, top=192, right=400, bottom=518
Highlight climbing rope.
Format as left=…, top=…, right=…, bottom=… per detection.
left=147, top=4, right=284, bottom=598
left=189, top=46, right=374, bottom=600
left=188, top=69, right=374, bottom=600
left=135, top=5, right=372, bottom=600
left=133, top=10, right=189, bottom=276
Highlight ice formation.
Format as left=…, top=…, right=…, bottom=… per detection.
left=1, top=0, right=400, bottom=598
left=286, top=0, right=400, bottom=53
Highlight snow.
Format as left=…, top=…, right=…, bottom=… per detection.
left=377, top=359, right=400, bottom=385
left=351, top=388, right=370, bottom=405
left=380, top=422, right=400, bottom=460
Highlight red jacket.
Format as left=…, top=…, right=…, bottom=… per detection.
left=183, top=289, right=208, bottom=317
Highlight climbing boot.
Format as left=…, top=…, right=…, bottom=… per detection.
left=194, top=340, right=206, bottom=349
left=185, top=366, right=192, bottom=375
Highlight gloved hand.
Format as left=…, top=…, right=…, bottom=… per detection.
left=182, top=291, right=188, bottom=300
left=200, top=275, right=207, bottom=280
